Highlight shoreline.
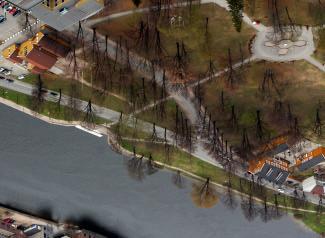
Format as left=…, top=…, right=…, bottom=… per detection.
left=0, top=98, right=320, bottom=235
left=0, top=98, right=322, bottom=214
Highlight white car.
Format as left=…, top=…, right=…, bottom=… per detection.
left=59, top=7, right=68, bottom=15
left=18, top=74, right=25, bottom=80
left=277, top=188, right=285, bottom=194
left=4, top=70, right=11, bottom=76
left=0, top=67, right=5, bottom=73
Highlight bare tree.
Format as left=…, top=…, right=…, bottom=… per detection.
left=31, top=75, right=45, bottom=111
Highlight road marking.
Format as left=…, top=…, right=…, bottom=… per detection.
left=75, top=125, right=102, bottom=137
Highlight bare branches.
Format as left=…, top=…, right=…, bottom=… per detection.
left=83, top=100, right=96, bottom=128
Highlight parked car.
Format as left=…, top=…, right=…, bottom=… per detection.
left=17, top=74, right=25, bottom=80
left=59, top=7, right=69, bottom=15
left=9, top=7, right=16, bottom=14
left=4, top=3, right=11, bottom=10
left=13, top=9, right=21, bottom=17
left=277, top=188, right=285, bottom=194
left=6, top=78, right=14, bottom=83
left=2, top=218, right=15, bottom=224
left=3, top=69, right=11, bottom=76
left=0, top=76, right=5, bottom=80
left=0, top=67, right=6, bottom=72
left=50, top=91, right=58, bottom=96
left=6, top=5, right=13, bottom=11
left=0, top=15, right=5, bottom=23
left=1, top=1, right=7, bottom=8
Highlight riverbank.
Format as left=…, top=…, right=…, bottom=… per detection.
left=0, top=98, right=323, bottom=235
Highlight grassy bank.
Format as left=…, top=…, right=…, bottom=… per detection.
left=119, top=138, right=324, bottom=233
left=136, top=99, right=178, bottom=132
left=21, top=74, right=129, bottom=113
left=0, top=87, right=107, bottom=124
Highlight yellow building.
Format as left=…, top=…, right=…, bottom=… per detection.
left=42, top=0, right=69, bottom=10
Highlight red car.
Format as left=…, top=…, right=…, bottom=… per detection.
left=2, top=218, right=15, bottom=224
left=9, top=7, right=16, bottom=14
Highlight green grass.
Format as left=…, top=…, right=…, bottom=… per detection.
left=0, top=87, right=108, bottom=124
left=293, top=212, right=325, bottom=234
left=136, top=99, right=178, bottom=131
left=81, top=66, right=165, bottom=110
left=95, top=3, right=255, bottom=77
left=21, top=74, right=129, bottom=113
left=111, top=119, right=153, bottom=140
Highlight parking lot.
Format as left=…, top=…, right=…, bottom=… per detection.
left=0, top=3, right=25, bottom=43
left=0, top=0, right=40, bottom=76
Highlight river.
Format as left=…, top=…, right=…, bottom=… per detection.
left=0, top=104, right=318, bottom=238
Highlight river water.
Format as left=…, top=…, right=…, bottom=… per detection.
left=0, top=104, right=318, bottom=238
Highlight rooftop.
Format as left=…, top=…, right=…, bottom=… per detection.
left=30, top=0, right=103, bottom=31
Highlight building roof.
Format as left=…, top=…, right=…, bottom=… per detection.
left=265, top=143, right=289, bottom=157
left=30, top=0, right=104, bottom=31
left=30, top=66, right=46, bottom=74
left=26, top=47, right=57, bottom=70
left=302, top=176, right=317, bottom=192
left=311, top=185, right=324, bottom=195
left=2, top=44, right=18, bottom=58
left=8, top=49, right=24, bottom=64
left=298, top=154, right=325, bottom=171
left=7, top=0, right=43, bottom=10
left=257, top=162, right=289, bottom=185
left=37, top=34, right=70, bottom=58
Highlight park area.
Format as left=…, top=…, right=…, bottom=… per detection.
left=199, top=60, right=325, bottom=149
left=244, top=0, right=325, bottom=26
left=94, top=3, right=255, bottom=80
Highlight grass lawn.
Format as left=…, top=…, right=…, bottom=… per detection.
left=95, top=3, right=255, bottom=78
left=314, top=28, right=325, bottom=64
left=22, top=73, right=129, bottom=113
left=293, top=212, right=325, bottom=234
left=81, top=66, right=165, bottom=112
left=136, top=99, right=179, bottom=131
left=0, top=87, right=107, bottom=124
left=200, top=60, right=325, bottom=148
left=244, top=0, right=325, bottom=26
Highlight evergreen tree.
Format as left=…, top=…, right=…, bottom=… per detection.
left=227, top=0, right=244, bottom=32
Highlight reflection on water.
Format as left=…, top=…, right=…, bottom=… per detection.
left=0, top=104, right=318, bottom=238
